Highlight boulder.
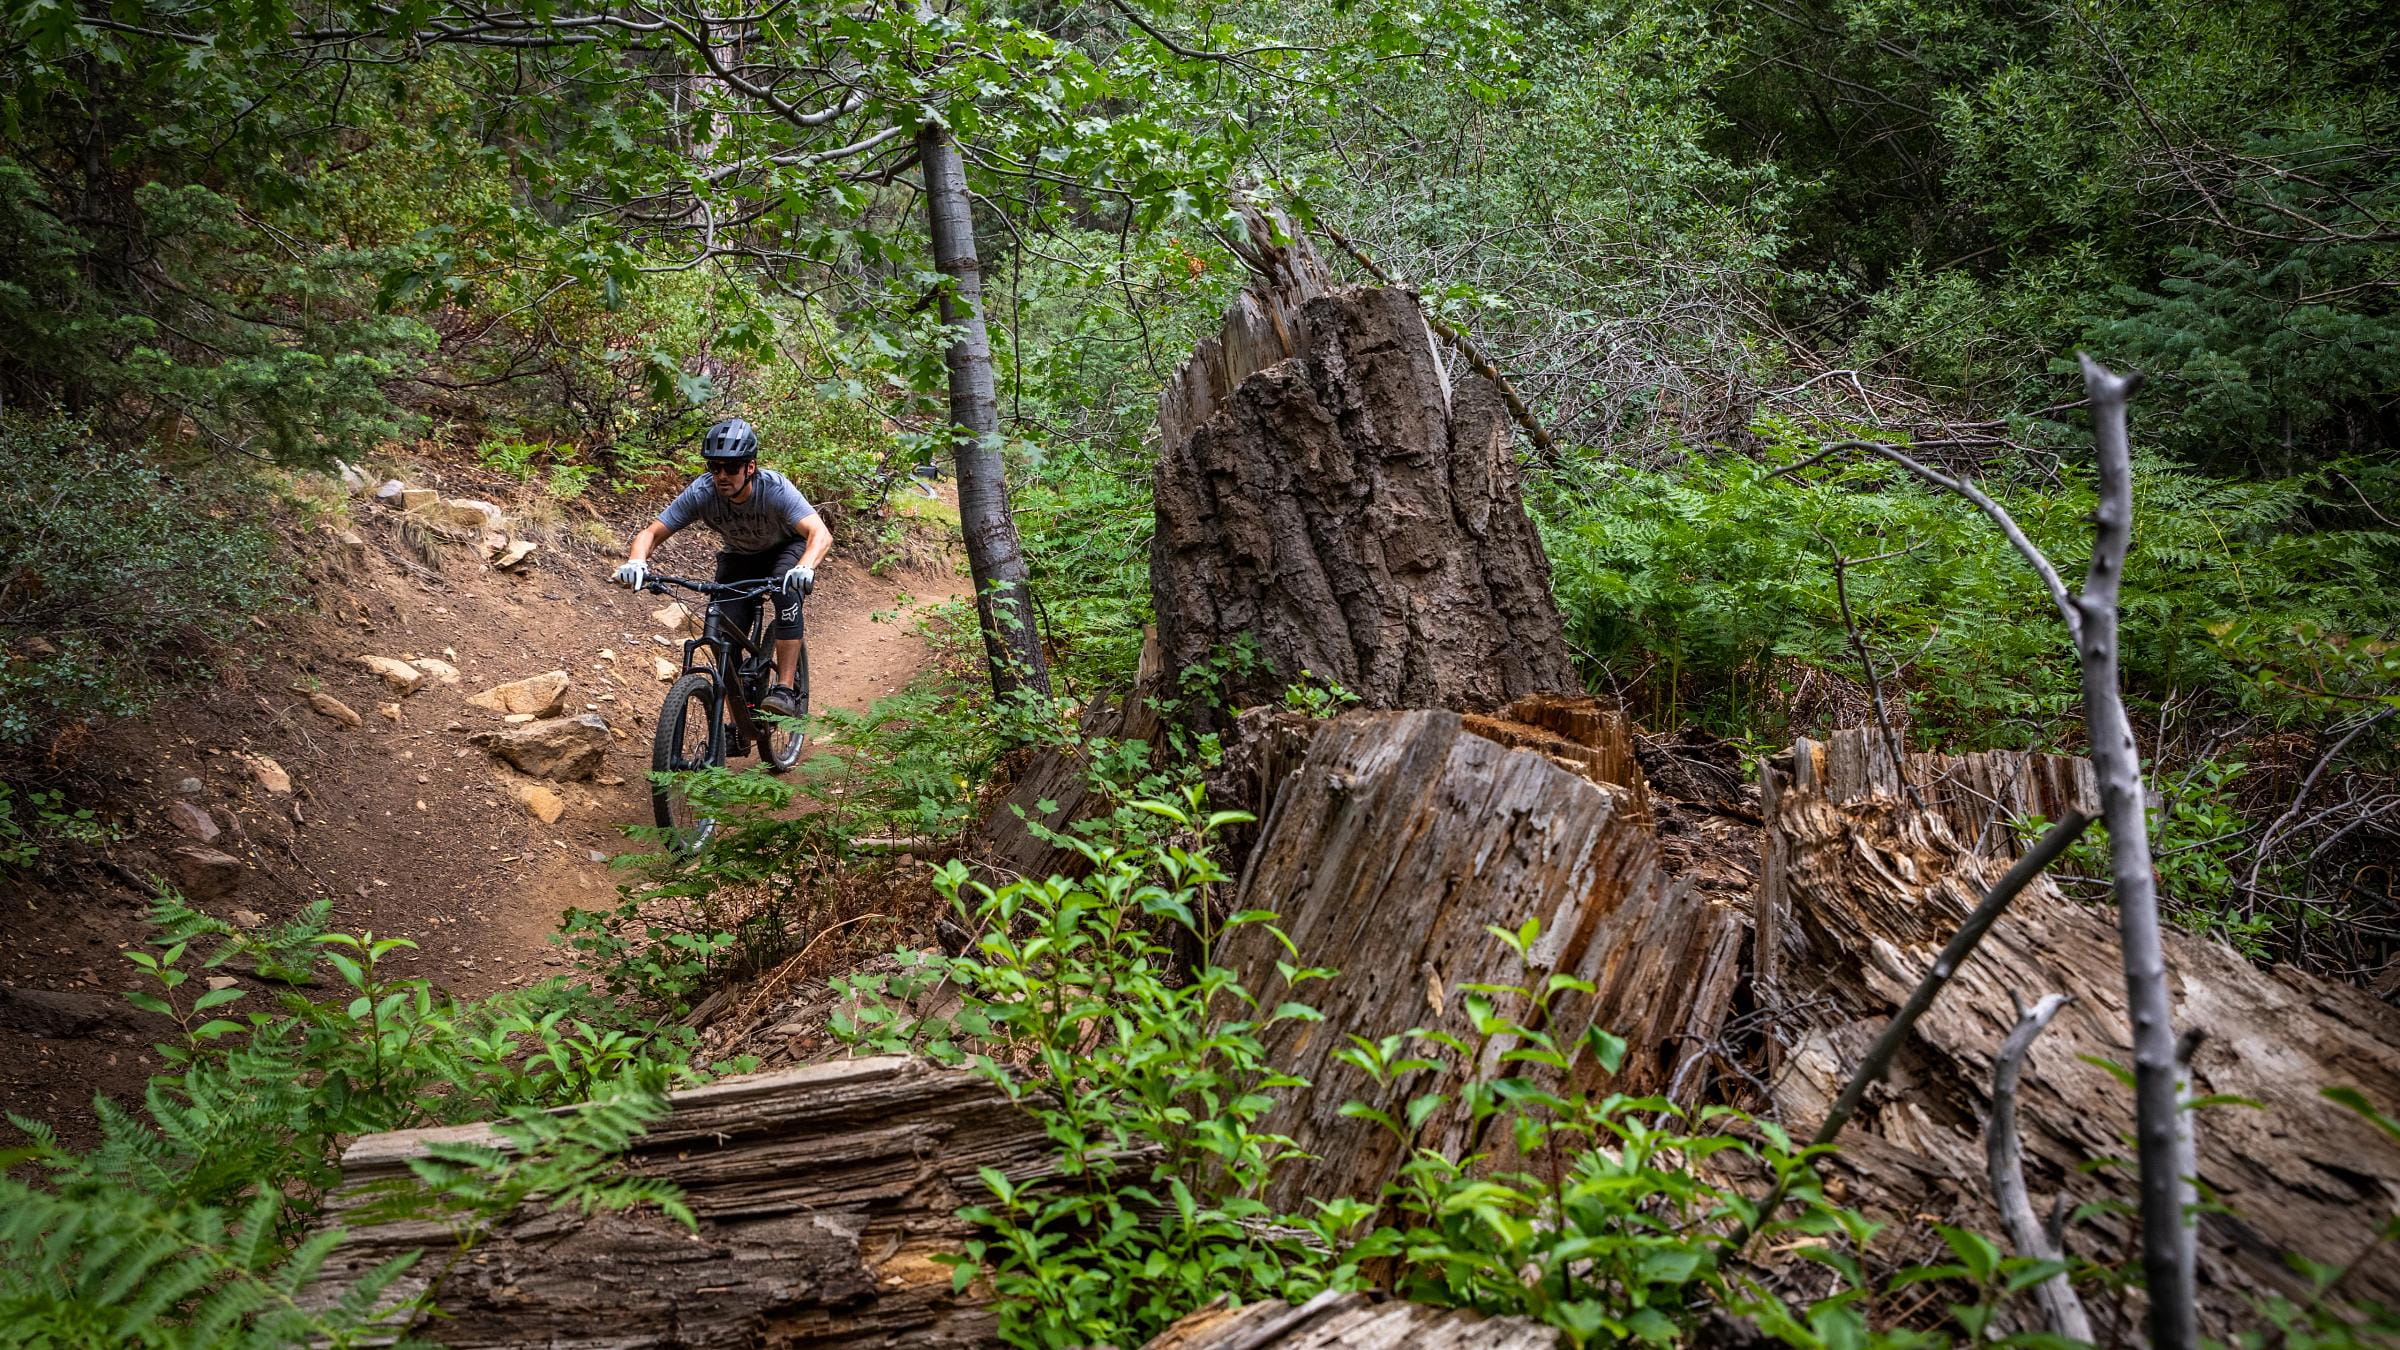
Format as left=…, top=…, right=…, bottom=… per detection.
left=653, top=657, right=679, bottom=682
left=357, top=655, right=425, bottom=694
left=168, top=844, right=247, bottom=901
left=469, top=715, right=611, bottom=781
left=514, top=782, right=565, bottom=824
left=0, top=986, right=122, bottom=1038
left=467, top=671, right=570, bottom=718
left=651, top=601, right=696, bottom=635
left=399, top=488, right=439, bottom=513
left=409, top=657, right=461, bottom=686
left=491, top=539, right=538, bottom=570
left=335, top=530, right=369, bottom=560
left=165, top=800, right=220, bottom=844
left=335, top=459, right=376, bottom=494
left=373, top=480, right=407, bottom=503
left=437, top=498, right=507, bottom=532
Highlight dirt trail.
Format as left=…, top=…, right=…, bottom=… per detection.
left=0, top=478, right=968, bottom=1137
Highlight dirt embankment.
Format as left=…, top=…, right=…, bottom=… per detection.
left=0, top=467, right=968, bottom=1142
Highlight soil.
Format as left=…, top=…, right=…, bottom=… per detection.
left=0, top=467, right=969, bottom=1147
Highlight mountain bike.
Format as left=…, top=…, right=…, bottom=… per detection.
left=637, top=574, right=811, bottom=851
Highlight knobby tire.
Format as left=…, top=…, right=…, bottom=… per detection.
left=652, top=672, right=721, bottom=852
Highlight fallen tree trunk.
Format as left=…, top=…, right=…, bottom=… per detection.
left=1143, top=1290, right=1559, bottom=1349
left=1762, top=762, right=2400, bottom=1334
left=1222, top=707, right=1743, bottom=1213
left=300, top=1056, right=1053, bottom=1348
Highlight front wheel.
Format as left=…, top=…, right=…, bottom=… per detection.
left=651, top=672, right=723, bottom=852
left=757, top=644, right=810, bottom=773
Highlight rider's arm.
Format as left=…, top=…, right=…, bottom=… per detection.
left=627, top=520, right=675, bottom=563
left=793, top=513, right=832, bottom=571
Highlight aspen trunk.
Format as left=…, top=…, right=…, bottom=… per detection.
left=917, top=118, right=1048, bottom=698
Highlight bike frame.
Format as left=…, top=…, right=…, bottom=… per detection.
left=646, top=575, right=792, bottom=752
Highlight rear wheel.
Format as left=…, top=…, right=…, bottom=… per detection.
left=758, top=643, right=810, bottom=773
left=651, top=672, right=722, bottom=851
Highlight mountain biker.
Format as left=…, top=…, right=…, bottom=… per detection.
left=612, top=418, right=831, bottom=718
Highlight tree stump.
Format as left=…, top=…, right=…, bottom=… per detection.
left=1143, top=1290, right=1560, bottom=1349
left=1762, top=765, right=2400, bottom=1333
left=1222, top=709, right=1744, bottom=1213
left=1150, top=219, right=1575, bottom=725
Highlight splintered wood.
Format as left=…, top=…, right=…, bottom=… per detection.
left=1143, top=1291, right=1560, bottom=1349
left=1761, top=749, right=2400, bottom=1331
left=1222, top=709, right=1744, bottom=1213
left=299, top=1057, right=1053, bottom=1348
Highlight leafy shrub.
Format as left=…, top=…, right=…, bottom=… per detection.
left=0, top=894, right=711, bottom=1345
left=833, top=792, right=1346, bottom=1347
left=0, top=417, right=293, bottom=751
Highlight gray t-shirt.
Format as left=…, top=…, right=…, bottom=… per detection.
left=657, top=469, right=816, bottom=554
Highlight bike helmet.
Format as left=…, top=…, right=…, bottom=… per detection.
left=700, top=418, right=760, bottom=462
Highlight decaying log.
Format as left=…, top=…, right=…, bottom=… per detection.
left=1151, top=220, right=1575, bottom=724
left=301, top=1056, right=1053, bottom=1348
left=1223, top=709, right=1744, bottom=1212
left=1142, top=1290, right=1559, bottom=1349
left=1763, top=777, right=2400, bottom=1332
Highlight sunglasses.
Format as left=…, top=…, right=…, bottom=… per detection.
left=706, top=461, right=752, bottom=477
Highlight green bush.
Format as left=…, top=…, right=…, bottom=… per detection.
left=0, top=418, right=294, bottom=750
left=0, top=894, right=714, bottom=1345
left=1536, top=435, right=2400, bottom=750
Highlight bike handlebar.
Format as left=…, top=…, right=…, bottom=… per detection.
left=638, top=574, right=809, bottom=600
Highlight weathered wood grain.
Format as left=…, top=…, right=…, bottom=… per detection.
left=301, top=1056, right=1053, bottom=1348
left=1223, top=710, right=1745, bottom=1212
left=1764, top=778, right=2400, bottom=1334
left=1142, top=1290, right=1560, bottom=1349
left=1151, top=234, right=1574, bottom=726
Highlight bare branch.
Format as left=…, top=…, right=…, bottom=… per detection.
left=1986, top=992, right=2095, bottom=1344
left=1774, top=439, right=2081, bottom=645
left=2076, top=352, right=2197, bottom=1350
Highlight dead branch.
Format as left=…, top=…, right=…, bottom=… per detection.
left=1987, top=992, right=2094, bottom=1343
left=2077, top=353, right=2198, bottom=1350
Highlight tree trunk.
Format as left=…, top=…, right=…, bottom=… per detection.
left=1150, top=211, right=1575, bottom=727
left=916, top=118, right=1048, bottom=698
left=298, top=1056, right=1055, bottom=1348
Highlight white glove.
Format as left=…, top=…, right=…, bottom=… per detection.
left=613, top=559, right=649, bottom=590
left=781, top=563, right=814, bottom=596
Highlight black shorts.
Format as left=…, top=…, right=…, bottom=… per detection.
left=712, top=540, right=806, bottom=643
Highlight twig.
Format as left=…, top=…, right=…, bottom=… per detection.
left=2245, top=708, right=2396, bottom=903
left=1770, top=439, right=2080, bottom=644
left=1987, top=992, right=2094, bottom=1343
left=1730, top=810, right=2093, bottom=1251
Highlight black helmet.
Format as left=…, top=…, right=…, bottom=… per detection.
left=700, top=418, right=759, bottom=462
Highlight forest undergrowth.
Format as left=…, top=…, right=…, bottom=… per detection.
left=4, top=0, right=2398, bottom=1341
